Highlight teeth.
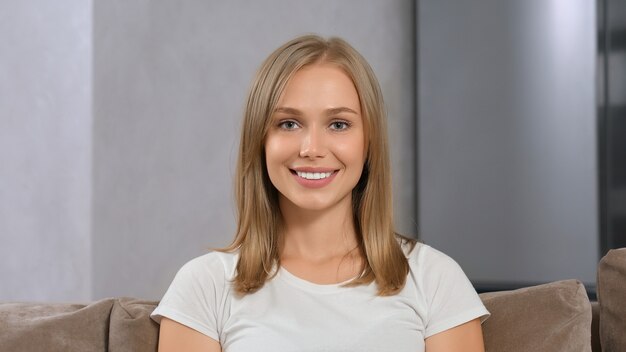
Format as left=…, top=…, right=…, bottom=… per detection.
left=296, top=171, right=333, bottom=180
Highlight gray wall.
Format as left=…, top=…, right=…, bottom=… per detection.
left=1, top=0, right=415, bottom=302
left=92, top=0, right=416, bottom=301
left=0, top=0, right=605, bottom=302
left=0, top=1, right=92, bottom=301
left=418, top=0, right=598, bottom=285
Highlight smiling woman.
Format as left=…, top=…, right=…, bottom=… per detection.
left=150, top=35, right=489, bottom=352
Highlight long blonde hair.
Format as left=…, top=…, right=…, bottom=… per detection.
left=222, top=34, right=413, bottom=296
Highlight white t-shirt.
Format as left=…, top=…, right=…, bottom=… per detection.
left=151, top=242, right=489, bottom=352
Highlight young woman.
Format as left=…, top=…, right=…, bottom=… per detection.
left=151, top=35, right=489, bottom=352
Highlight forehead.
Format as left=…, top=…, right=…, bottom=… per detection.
left=277, top=64, right=361, bottom=113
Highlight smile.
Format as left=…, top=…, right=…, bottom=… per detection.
left=289, top=169, right=339, bottom=189
left=295, top=171, right=333, bottom=180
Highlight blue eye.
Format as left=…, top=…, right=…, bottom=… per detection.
left=330, top=121, right=350, bottom=130
left=278, top=120, right=299, bottom=130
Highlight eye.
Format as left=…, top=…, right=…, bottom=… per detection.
left=329, top=121, right=351, bottom=131
left=278, top=120, right=300, bottom=130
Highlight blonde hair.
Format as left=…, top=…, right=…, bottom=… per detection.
left=222, top=34, right=414, bottom=296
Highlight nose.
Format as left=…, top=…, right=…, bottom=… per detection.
left=299, top=127, right=326, bottom=159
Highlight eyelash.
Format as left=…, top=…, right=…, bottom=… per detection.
left=276, top=120, right=352, bottom=131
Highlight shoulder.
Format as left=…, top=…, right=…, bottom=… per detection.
left=401, top=243, right=490, bottom=335
left=175, top=250, right=238, bottom=284
left=401, top=241, right=468, bottom=282
left=152, top=251, right=238, bottom=339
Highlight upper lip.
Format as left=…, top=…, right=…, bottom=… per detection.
left=290, top=167, right=338, bottom=173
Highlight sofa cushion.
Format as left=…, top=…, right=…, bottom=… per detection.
left=0, top=298, right=114, bottom=352
left=479, top=279, right=591, bottom=352
left=108, top=298, right=159, bottom=352
left=591, top=301, right=601, bottom=352
left=597, top=248, right=626, bottom=352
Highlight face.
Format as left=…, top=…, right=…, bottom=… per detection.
left=264, top=63, right=366, bottom=213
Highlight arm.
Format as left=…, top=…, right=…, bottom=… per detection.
left=424, top=318, right=485, bottom=352
left=158, top=317, right=222, bottom=352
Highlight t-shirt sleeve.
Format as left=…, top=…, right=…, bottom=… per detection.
left=415, top=245, right=490, bottom=338
left=150, top=253, right=226, bottom=342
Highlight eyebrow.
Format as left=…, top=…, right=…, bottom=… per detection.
left=274, top=106, right=359, bottom=116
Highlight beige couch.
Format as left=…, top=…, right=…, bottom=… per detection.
left=1, top=248, right=624, bottom=352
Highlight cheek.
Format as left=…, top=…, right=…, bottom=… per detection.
left=264, top=138, right=282, bottom=188
left=333, top=135, right=366, bottom=166
left=264, top=139, right=279, bottom=168
left=264, top=135, right=292, bottom=168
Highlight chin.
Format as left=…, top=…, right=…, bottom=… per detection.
left=281, top=193, right=351, bottom=213
left=290, top=199, right=334, bottom=212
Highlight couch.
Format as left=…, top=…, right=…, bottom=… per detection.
left=1, top=248, right=624, bottom=352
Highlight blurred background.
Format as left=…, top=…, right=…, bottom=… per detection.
left=0, top=0, right=623, bottom=302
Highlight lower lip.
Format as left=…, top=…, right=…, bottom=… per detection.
left=291, top=171, right=338, bottom=189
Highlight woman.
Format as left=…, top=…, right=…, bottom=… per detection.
left=151, top=34, right=489, bottom=352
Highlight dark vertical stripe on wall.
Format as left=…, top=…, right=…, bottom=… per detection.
left=599, top=0, right=626, bottom=256
left=598, top=0, right=609, bottom=257
left=414, top=0, right=421, bottom=240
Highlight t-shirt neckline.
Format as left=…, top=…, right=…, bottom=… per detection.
left=277, top=266, right=358, bottom=294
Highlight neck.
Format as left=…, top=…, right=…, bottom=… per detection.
left=278, top=196, right=359, bottom=262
